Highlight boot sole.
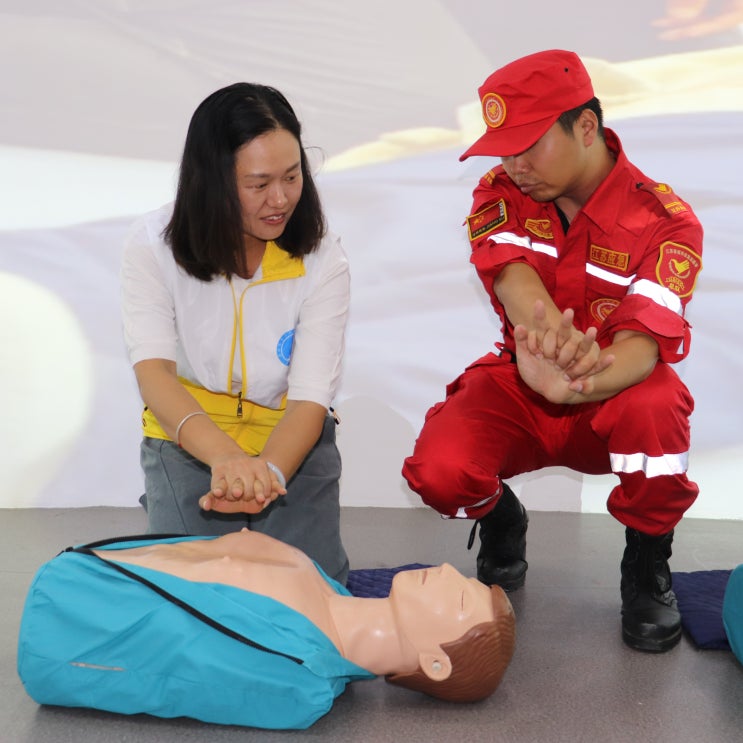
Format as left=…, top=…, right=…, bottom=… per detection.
left=498, top=573, right=526, bottom=592
left=622, top=625, right=682, bottom=653
left=476, top=569, right=526, bottom=592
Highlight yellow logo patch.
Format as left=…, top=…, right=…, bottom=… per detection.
left=483, top=168, right=497, bottom=186
left=654, top=183, right=686, bottom=213
left=638, top=181, right=688, bottom=215
left=589, top=245, right=630, bottom=272
left=662, top=200, right=687, bottom=215
left=524, top=218, right=553, bottom=240
left=655, top=242, right=702, bottom=297
left=590, top=298, right=621, bottom=323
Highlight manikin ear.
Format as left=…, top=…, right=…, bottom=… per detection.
left=418, top=650, right=453, bottom=681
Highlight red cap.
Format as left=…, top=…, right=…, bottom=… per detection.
left=460, top=50, right=594, bottom=160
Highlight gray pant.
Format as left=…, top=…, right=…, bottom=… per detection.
left=139, top=414, right=349, bottom=584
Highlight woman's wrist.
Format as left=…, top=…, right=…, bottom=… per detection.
left=174, top=410, right=209, bottom=447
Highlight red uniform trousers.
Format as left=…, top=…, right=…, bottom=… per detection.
left=402, top=354, right=698, bottom=536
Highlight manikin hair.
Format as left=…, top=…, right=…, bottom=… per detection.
left=385, top=585, right=516, bottom=703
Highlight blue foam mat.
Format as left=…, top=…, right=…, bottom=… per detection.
left=347, top=564, right=432, bottom=598
left=672, top=570, right=732, bottom=650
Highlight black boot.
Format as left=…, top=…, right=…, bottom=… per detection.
left=467, top=484, right=528, bottom=591
left=620, top=528, right=682, bottom=652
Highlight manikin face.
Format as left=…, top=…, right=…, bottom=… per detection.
left=388, top=563, right=495, bottom=674
left=499, top=119, right=590, bottom=204
left=234, top=128, right=304, bottom=250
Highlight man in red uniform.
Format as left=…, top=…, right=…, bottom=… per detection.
left=402, top=49, right=703, bottom=652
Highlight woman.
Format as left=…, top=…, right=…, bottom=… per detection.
left=121, top=83, right=350, bottom=582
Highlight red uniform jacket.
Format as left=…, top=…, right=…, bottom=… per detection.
left=466, top=129, right=703, bottom=364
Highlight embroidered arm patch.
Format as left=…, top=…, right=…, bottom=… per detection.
left=655, top=241, right=702, bottom=297
left=466, top=199, right=507, bottom=240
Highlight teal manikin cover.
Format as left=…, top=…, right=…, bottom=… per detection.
left=723, top=563, right=743, bottom=668
left=17, top=535, right=373, bottom=730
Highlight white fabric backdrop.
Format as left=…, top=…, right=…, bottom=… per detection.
left=1, top=1, right=741, bottom=518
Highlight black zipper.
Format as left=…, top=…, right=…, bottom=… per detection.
left=68, top=538, right=303, bottom=665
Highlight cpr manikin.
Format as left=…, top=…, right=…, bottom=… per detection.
left=94, top=529, right=516, bottom=702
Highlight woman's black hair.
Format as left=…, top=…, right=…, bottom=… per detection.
left=164, top=83, right=325, bottom=280
left=557, top=97, right=605, bottom=139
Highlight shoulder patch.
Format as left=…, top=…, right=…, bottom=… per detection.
left=466, top=199, right=507, bottom=240
left=524, top=218, right=553, bottom=240
left=636, top=181, right=688, bottom=216
left=481, top=168, right=499, bottom=186
left=655, top=241, right=702, bottom=297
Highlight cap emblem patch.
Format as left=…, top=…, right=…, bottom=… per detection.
left=482, top=93, right=506, bottom=129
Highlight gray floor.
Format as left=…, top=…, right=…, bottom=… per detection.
left=3, top=507, right=743, bottom=743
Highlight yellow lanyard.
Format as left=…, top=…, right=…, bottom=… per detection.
left=225, top=241, right=306, bottom=416
left=228, top=280, right=250, bottom=414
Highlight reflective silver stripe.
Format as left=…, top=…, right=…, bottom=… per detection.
left=453, top=493, right=497, bottom=519
left=487, top=231, right=532, bottom=249
left=488, top=232, right=558, bottom=257
left=586, top=263, right=635, bottom=286
left=531, top=241, right=558, bottom=258
left=610, top=451, right=689, bottom=477
left=485, top=236, right=682, bottom=319
left=627, top=278, right=683, bottom=315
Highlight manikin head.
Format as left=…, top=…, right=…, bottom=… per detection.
left=384, top=564, right=515, bottom=702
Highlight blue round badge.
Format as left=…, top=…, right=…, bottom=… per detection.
left=276, top=329, right=295, bottom=366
